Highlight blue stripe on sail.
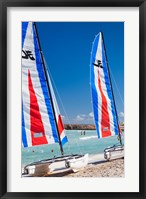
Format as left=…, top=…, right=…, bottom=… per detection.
left=32, top=23, right=59, bottom=143
left=101, top=41, right=119, bottom=135
left=61, top=136, right=68, bottom=146
left=22, top=103, right=28, bottom=147
left=22, top=22, right=28, bottom=147
left=91, top=34, right=100, bottom=138
left=22, top=22, right=28, bottom=48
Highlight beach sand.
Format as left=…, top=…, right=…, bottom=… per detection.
left=44, top=154, right=124, bottom=177
left=66, top=158, right=124, bottom=177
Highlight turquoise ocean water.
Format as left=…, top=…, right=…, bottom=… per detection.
left=22, top=130, right=124, bottom=166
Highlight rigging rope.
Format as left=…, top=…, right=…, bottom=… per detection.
left=44, top=58, right=83, bottom=155
left=109, top=67, right=124, bottom=105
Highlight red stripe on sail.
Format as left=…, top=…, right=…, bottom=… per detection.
left=28, top=70, right=48, bottom=146
left=57, top=114, right=64, bottom=135
left=98, top=70, right=112, bottom=137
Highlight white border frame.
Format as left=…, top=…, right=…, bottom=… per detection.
left=7, top=7, right=139, bottom=192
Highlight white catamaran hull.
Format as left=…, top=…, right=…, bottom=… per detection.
left=22, top=154, right=89, bottom=176
left=104, top=145, right=124, bottom=161
left=66, top=153, right=89, bottom=172
left=23, top=163, right=51, bottom=177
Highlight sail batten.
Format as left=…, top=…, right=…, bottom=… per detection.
left=91, top=32, right=119, bottom=139
left=22, top=22, right=67, bottom=148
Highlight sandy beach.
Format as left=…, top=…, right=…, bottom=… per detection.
left=65, top=158, right=124, bottom=177
left=43, top=154, right=124, bottom=178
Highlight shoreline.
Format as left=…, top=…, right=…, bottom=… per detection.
left=64, top=124, right=124, bottom=131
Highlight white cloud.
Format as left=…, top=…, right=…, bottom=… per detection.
left=119, top=112, right=124, bottom=117
left=62, top=112, right=95, bottom=124
left=89, top=112, right=94, bottom=118
left=73, top=112, right=94, bottom=124
left=76, top=115, right=85, bottom=121
left=80, top=114, right=86, bottom=117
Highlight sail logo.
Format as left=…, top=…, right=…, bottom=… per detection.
left=22, top=49, right=35, bottom=61
left=93, top=60, right=103, bottom=68
left=103, top=127, right=108, bottom=131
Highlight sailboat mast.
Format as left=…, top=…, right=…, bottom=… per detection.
left=33, top=22, right=64, bottom=155
left=101, top=32, right=122, bottom=145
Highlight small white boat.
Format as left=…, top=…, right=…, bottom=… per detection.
left=23, top=154, right=88, bottom=176
left=104, top=144, right=124, bottom=161
left=24, top=163, right=50, bottom=176
left=90, top=32, right=124, bottom=160
left=66, top=153, right=89, bottom=172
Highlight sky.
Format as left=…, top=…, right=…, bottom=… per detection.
left=36, top=22, right=124, bottom=124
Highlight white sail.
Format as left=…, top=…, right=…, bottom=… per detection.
left=90, top=32, right=119, bottom=139
left=22, top=22, right=68, bottom=147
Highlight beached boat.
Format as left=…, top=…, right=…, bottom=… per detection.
left=22, top=22, right=88, bottom=176
left=65, top=153, right=89, bottom=172
left=90, top=32, right=124, bottom=160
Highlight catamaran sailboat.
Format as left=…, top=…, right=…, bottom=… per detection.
left=22, top=22, right=88, bottom=176
left=90, top=32, right=124, bottom=160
